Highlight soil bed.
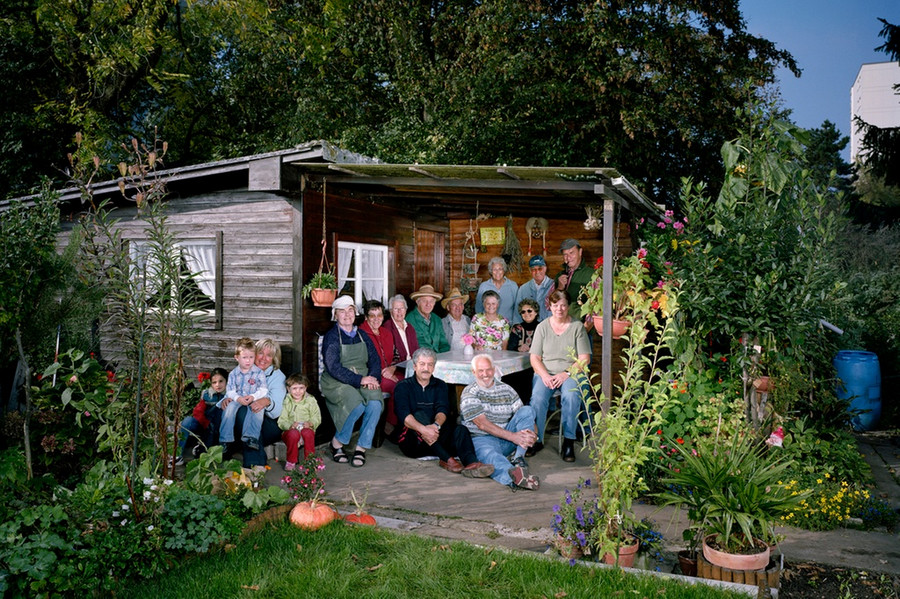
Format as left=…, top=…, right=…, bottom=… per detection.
left=779, top=560, right=899, bottom=598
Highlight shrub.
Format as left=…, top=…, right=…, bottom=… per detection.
left=161, top=489, right=238, bottom=553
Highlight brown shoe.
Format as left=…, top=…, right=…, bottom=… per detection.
left=461, top=461, right=495, bottom=478
left=439, top=457, right=464, bottom=473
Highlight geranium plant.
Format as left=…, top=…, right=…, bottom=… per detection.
left=578, top=250, right=671, bottom=322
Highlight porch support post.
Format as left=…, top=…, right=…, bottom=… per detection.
left=601, top=197, right=615, bottom=408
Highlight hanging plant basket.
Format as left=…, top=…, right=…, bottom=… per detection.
left=593, top=316, right=631, bottom=339
left=310, top=288, right=338, bottom=307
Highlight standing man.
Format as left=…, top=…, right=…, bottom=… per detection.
left=460, top=354, right=540, bottom=491
left=515, top=255, right=554, bottom=321
left=406, top=285, right=451, bottom=353
left=555, top=239, right=594, bottom=329
left=394, top=348, right=494, bottom=478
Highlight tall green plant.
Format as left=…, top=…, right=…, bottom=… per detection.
left=69, top=134, right=201, bottom=474
left=673, top=103, right=846, bottom=426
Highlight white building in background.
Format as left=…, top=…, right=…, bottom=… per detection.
left=850, top=61, right=900, bottom=162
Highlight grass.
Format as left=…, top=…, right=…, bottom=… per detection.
left=122, top=520, right=746, bottom=599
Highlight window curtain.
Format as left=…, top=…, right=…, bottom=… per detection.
left=360, top=248, right=384, bottom=303
left=337, top=246, right=354, bottom=291
left=181, top=242, right=217, bottom=303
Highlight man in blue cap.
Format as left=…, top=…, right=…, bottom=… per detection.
left=514, top=255, right=554, bottom=322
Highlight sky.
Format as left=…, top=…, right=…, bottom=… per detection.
left=740, top=0, right=899, bottom=161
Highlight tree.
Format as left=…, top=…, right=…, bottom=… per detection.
left=802, top=120, right=852, bottom=193
left=2, top=0, right=797, bottom=205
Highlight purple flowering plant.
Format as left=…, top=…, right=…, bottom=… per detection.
left=281, top=453, right=326, bottom=503
left=550, top=478, right=598, bottom=556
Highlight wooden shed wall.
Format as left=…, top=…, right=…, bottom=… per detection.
left=62, top=191, right=300, bottom=377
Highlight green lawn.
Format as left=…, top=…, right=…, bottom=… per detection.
left=122, top=520, right=746, bottom=599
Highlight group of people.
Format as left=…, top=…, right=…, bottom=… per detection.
left=177, top=237, right=597, bottom=490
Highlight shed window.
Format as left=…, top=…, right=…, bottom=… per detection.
left=129, top=233, right=223, bottom=328
left=337, top=242, right=388, bottom=306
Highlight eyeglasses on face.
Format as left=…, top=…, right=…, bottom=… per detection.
left=520, top=309, right=536, bottom=314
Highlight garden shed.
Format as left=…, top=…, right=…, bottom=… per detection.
left=23, top=141, right=662, bottom=402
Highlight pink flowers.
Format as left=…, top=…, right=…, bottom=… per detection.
left=766, top=426, right=785, bottom=448
left=461, top=333, right=475, bottom=346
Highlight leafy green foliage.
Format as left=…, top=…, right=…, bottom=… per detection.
left=160, top=489, right=233, bottom=553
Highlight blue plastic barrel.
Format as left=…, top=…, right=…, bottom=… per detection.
left=833, top=350, right=881, bottom=431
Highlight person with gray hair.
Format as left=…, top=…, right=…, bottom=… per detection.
left=460, top=353, right=540, bottom=491
left=475, top=256, right=519, bottom=324
left=393, top=348, right=494, bottom=477
left=382, top=293, right=419, bottom=365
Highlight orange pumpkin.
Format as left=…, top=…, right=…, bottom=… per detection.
left=289, top=500, right=339, bottom=531
left=344, top=512, right=376, bottom=526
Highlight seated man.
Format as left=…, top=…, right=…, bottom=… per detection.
left=460, top=353, right=540, bottom=491
left=394, top=348, right=494, bottom=478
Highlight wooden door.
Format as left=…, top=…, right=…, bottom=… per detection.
left=414, top=228, right=446, bottom=294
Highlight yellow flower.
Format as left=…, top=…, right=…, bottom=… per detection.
left=824, top=472, right=830, bottom=479
left=816, top=478, right=823, bottom=484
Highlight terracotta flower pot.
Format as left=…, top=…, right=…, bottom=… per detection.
left=702, top=534, right=770, bottom=571
left=753, top=376, right=772, bottom=393
left=601, top=535, right=640, bottom=567
left=592, top=316, right=630, bottom=339
left=677, top=550, right=698, bottom=577
left=310, top=288, right=337, bottom=307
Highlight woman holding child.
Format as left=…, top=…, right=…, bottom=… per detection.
left=320, top=295, right=383, bottom=467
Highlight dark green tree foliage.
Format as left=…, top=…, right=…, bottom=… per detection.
left=2, top=0, right=795, bottom=204
left=802, top=120, right=851, bottom=192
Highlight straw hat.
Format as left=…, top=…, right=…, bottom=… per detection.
left=409, top=284, right=443, bottom=301
left=441, top=287, right=468, bottom=310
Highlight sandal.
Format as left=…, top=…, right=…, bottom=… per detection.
left=330, top=443, right=349, bottom=464
left=350, top=449, right=367, bottom=468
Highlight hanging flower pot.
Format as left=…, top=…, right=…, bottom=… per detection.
left=593, top=316, right=630, bottom=339
left=310, top=288, right=338, bottom=307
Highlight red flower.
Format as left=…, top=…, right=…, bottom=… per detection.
left=720, top=356, right=727, bottom=362
left=656, top=429, right=663, bottom=435
left=676, top=437, right=684, bottom=444
left=651, top=300, right=660, bottom=310
left=198, top=372, right=211, bottom=382
left=106, top=371, right=116, bottom=383
left=594, top=257, right=604, bottom=269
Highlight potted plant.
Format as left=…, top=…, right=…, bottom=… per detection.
left=578, top=249, right=668, bottom=338
left=301, top=268, right=338, bottom=307
left=581, top=271, right=679, bottom=566
left=550, top=478, right=598, bottom=560
left=655, top=432, right=809, bottom=572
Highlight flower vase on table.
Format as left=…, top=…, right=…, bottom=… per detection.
left=462, top=333, right=475, bottom=356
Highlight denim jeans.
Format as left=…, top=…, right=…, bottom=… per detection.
left=530, top=373, right=588, bottom=442
left=220, top=400, right=265, bottom=444
left=334, top=399, right=383, bottom=449
left=471, top=405, right=536, bottom=486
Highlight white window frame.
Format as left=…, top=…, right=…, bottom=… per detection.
left=336, top=241, right=389, bottom=307
left=129, top=234, right=223, bottom=328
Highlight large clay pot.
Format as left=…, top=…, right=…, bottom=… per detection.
left=592, top=316, right=630, bottom=339
left=753, top=376, right=772, bottom=393
left=310, top=288, right=338, bottom=307
left=601, top=535, right=640, bottom=567
left=702, top=534, right=769, bottom=571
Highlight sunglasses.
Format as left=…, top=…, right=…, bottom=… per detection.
left=520, top=309, right=536, bottom=314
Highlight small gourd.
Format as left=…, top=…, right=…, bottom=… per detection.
left=343, top=486, right=376, bottom=526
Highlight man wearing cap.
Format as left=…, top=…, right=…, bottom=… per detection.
left=515, top=255, right=554, bottom=321
left=406, top=285, right=451, bottom=353
left=441, top=287, right=472, bottom=351
left=394, top=347, right=494, bottom=478
left=555, top=239, right=594, bottom=326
